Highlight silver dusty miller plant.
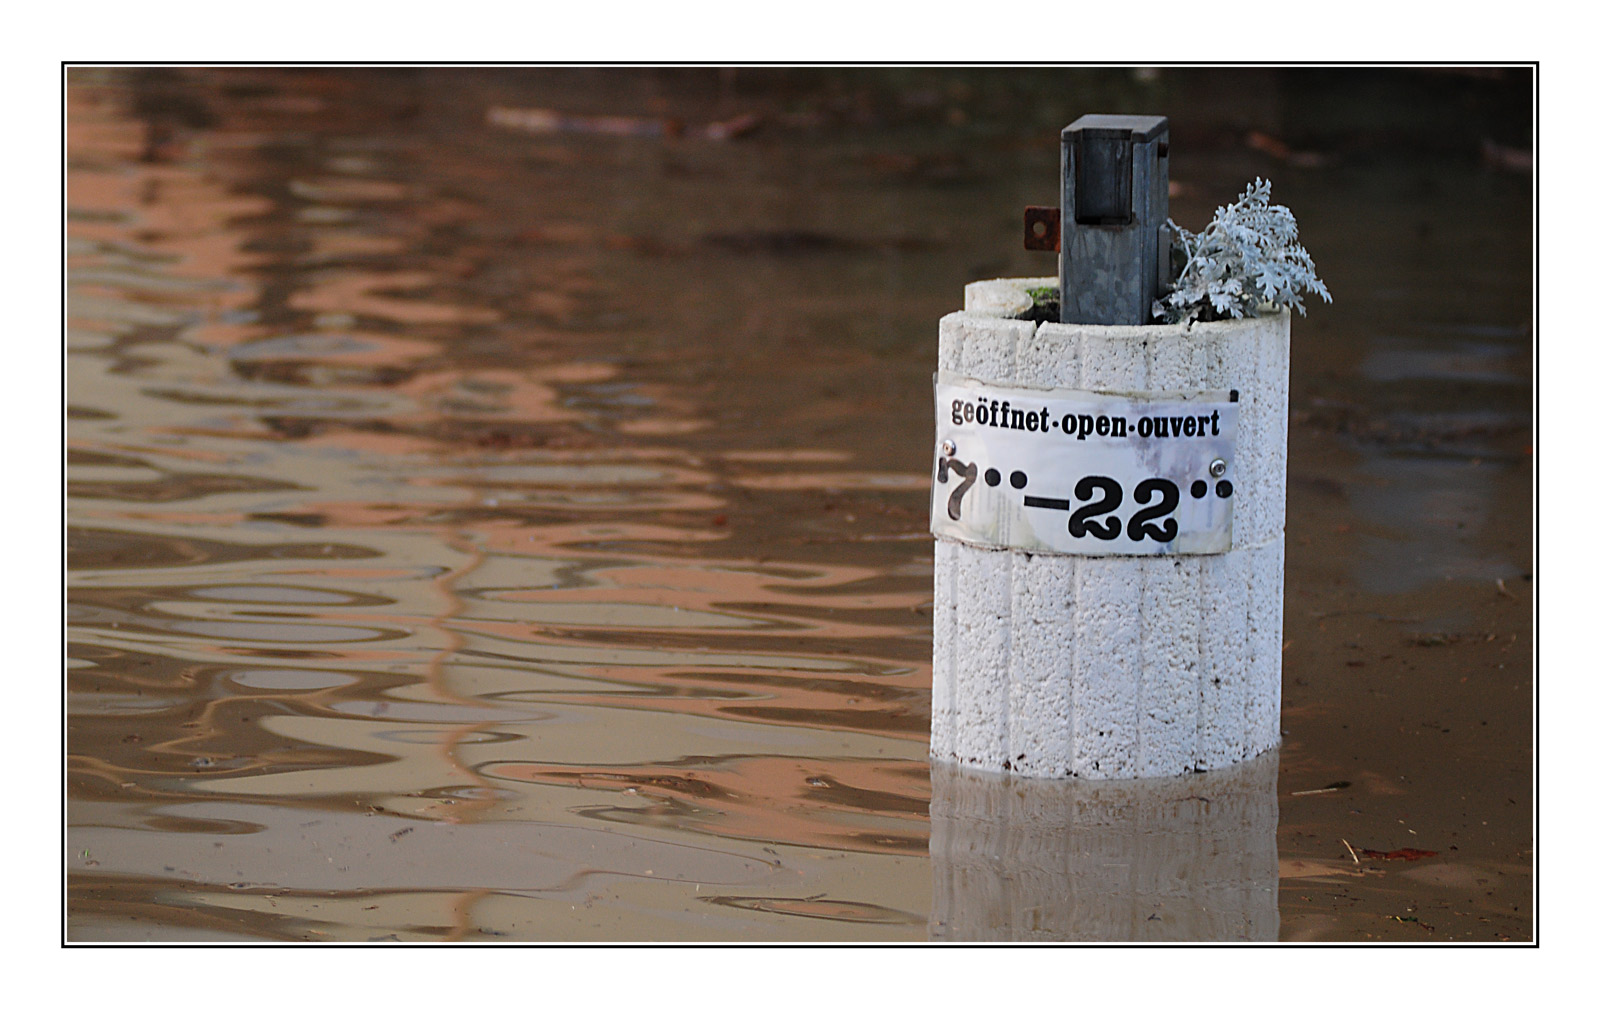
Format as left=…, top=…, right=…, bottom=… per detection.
left=1155, top=178, right=1330, bottom=324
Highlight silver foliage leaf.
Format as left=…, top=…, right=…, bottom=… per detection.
left=1156, top=178, right=1331, bottom=325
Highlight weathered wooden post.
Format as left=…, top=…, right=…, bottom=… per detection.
left=930, top=115, right=1289, bottom=779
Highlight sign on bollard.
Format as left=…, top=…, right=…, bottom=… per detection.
left=932, top=376, right=1239, bottom=556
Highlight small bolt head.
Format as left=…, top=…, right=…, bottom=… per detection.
left=940, top=439, right=956, bottom=458
left=1209, top=458, right=1227, bottom=478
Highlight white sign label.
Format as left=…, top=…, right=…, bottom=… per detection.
left=930, top=373, right=1239, bottom=556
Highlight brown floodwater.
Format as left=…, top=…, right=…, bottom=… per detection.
left=66, top=67, right=1533, bottom=942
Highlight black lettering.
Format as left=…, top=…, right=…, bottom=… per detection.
left=1210, top=409, right=1220, bottom=436
left=1154, top=417, right=1169, bottom=437
left=951, top=401, right=963, bottom=425
left=1061, top=414, right=1077, bottom=435
left=1128, top=478, right=1179, bottom=543
left=945, top=458, right=977, bottom=521
left=1095, top=415, right=1110, bottom=436
left=1068, top=476, right=1123, bottom=540
left=1183, top=416, right=1196, bottom=436
left=963, top=402, right=975, bottom=424
left=1137, top=416, right=1153, bottom=438
left=1039, top=406, right=1051, bottom=431
left=976, top=401, right=989, bottom=425
left=999, top=402, right=1010, bottom=428
left=1111, top=416, right=1126, bottom=438
left=1025, top=410, right=1039, bottom=432
left=1077, top=414, right=1092, bottom=440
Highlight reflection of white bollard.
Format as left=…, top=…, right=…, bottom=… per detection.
left=931, top=277, right=1289, bottom=779
left=929, top=749, right=1280, bottom=941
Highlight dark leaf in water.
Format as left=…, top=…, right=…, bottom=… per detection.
left=1361, top=847, right=1438, bottom=861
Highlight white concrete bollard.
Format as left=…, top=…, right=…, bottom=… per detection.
left=929, top=749, right=1280, bottom=941
left=931, top=277, right=1289, bottom=779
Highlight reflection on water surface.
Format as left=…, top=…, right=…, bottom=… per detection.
left=68, top=67, right=1533, bottom=942
left=68, top=67, right=939, bottom=941
left=932, top=753, right=1280, bottom=941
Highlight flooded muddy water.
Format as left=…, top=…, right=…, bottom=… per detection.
left=66, top=67, right=1533, bottom=942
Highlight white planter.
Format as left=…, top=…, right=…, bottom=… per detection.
left=931, top=278, right=1289, bottom=779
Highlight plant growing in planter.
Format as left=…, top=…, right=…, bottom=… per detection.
left=1155, top=178, right=1330, bottom=325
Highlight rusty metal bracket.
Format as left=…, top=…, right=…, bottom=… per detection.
left=1024, top=206, right=1060, bottom=252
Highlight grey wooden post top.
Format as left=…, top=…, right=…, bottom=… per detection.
left=1058, top=114, right=1170, bottom=326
